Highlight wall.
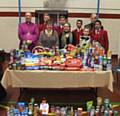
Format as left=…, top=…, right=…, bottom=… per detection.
left=0, top=0, right=120, bottom=13
left=0, top=0, right=120, bottom=54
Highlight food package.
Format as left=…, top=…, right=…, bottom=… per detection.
left=65, top=58, right=82, bottom=67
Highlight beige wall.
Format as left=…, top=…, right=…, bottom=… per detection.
left=0, top=17, right=19, bottom=51
left=0, top=0, right=120, bottom=54
left=0, top=0, right=120, bottom=13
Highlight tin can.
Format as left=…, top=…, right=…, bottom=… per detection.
left=113, top=111, right=119, bottom=116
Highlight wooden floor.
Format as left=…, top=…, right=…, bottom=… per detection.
left=0, top=56, right=120, bottom=115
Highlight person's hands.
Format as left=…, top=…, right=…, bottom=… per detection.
left=26, top=40, right=32, bottom=44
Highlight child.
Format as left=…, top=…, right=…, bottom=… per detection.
left=40, top=97, right=49, bottom=116
left=79, top=28, right=91, bottom=50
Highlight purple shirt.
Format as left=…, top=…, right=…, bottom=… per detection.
left=18, top=22, right=39, bottom=51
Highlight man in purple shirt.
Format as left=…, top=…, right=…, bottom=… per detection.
left=18, top=12, right=39, bottom=51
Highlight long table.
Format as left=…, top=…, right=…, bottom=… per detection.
left=1, top=69, right=114, bottom=92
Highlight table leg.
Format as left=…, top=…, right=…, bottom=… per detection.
left=18, top=88, right=23, bottom=101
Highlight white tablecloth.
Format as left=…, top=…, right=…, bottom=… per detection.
left=1, top=69, right=114, bottom=92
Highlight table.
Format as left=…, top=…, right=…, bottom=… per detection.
left=1, top=69, right=114, bottom=92
left=112, top=65, right=120, bottom=91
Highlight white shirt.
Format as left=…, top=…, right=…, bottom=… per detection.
left=40, top=103, right=49, bottom=115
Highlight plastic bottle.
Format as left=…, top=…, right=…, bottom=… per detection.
left=70, top=107, right=74, bottom=116
left=77, top=108, right=83, bottom=116
left=74, top=110, right=77, bottom=116
left=107, top=57, right=112, bottom=71
left=104, top=109, right=109, bottom=116
left=102, top=55, right=107, bottom=71
left=113, top=111, right=119, bottom=116
left=109, top=110, right=113, bottom=116
left=7, top=106, right=15, bottom=116
left=90, top=106, right=95, bottom=116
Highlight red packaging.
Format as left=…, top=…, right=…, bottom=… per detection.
left=65, top=58, right=82, bottom=67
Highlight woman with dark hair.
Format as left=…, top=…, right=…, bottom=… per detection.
left=59, top=22, right=77, bottom=49
left=91, top=20, right=109, bottom=53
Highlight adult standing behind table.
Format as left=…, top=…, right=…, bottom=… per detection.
left=39, top=13, right=51, bottom=34
left=55, top=15, right=67, bottom=36
left=91, top=20, right=109, bottom=53
left=38, top=21, right=59, bottom=49
left=59, top=22, right=77, bottom=49
left=72, top=19, right=84, bottom=45
left=18, top=12, right=39, bottom=51
left=84, top=13, right=97, bottom=32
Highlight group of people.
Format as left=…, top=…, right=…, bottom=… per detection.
left=18, top=12, right=109, bottom=53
